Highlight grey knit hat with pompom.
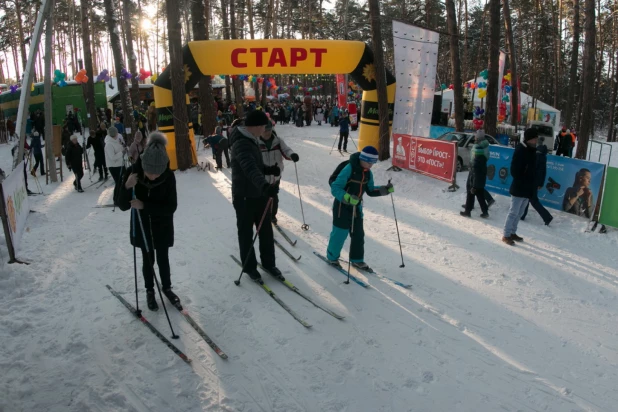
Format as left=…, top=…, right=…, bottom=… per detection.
left=141, top=132, right=169, bottom=174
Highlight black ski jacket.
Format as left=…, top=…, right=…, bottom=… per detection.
left=230, top=126, right=269, bottom=199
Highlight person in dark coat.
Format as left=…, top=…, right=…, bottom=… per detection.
left=30, top=131, right=45, bottom=176
left=87, top=122, right=109, bottom=181
left=521, top=144, right=553, bottom=225
left=65, top=135, right=84, bottom=192
left=502, top=128, right=538, bottom=245
left=338, top=115, right=351, bottom=152
left=204, top=126, right=231, bottom=169
left=460, top=134, right=489, bottom=218
left=119, top=132, right=179, bottom=311
left=295, top=105, right=304, bottom=127
left=230, top=110, right=281, bottom=282
left=555, top=126, right=572, bottom=157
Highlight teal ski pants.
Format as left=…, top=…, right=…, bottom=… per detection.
left=326, top=202, right=365, bottom=262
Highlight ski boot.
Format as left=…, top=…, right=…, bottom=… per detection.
left=163, top=288, right=182, bottom=310
left=352, top=261, right=371, bottom=271
left=245, top=269, right=263, bottom=283
left=327, top=258, right=343, bottom=269
left=510, top=233, right=524, bottom=242
left=264, top=266, right=285, bottom=281
left=146, top=289, right=159, bottom=311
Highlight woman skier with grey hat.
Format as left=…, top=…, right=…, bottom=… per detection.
left=118, top=132, right=180, bottom=311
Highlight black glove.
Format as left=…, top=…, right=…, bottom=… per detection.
left=470, top=188, right=477, bottom=194
left=264, top=184, right=279, bottom=198
left=264, top=165, right=281, bottom=177
left=291, top=153, right=299, bottom=162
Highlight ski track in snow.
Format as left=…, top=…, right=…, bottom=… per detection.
left=1, top=126, right=617, bottom=412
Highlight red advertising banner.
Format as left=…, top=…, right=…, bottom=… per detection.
left=392, top=133, right=457, bottom=183
left=336, top=74, right=347, bottom=109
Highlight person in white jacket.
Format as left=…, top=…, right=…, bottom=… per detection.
left=104, top=126, right=126, bottom=205
left=258, top=122, right=299, bottom=224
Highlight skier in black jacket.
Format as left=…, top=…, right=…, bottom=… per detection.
left=520, top=144, right=553, bottom=225
left=118, top=132, right=179, bottom=311
left=230, top=110, right=282, bottom=282
left=502, top=129, right=538, bottom=245
left=87, top=122, right=109, bottom=181
left=65, top=135, right=84, bottom=192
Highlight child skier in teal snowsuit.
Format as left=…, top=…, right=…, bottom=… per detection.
left=326, top=146, right=394, bottom=269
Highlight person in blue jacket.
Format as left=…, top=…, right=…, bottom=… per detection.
left=326, top=146, right=394, bottom=269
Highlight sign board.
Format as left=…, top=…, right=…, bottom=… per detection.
left=336, top=74, right=347, bottom=109
left=485, top=146, right=605, bottom=218
left=599, top=167, right=618, bottom=228
left=1, top=161, right=29, bottom=253
left=392, top=133, right=457, bottom=183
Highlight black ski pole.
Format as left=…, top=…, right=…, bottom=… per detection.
left=293, top=162, right=309, bottom=231
left=234, top=197, right=274, bottom=286
left=329, top=134, right=342, bottom=156
left=345, top=204, right=357, bottom=285
left=134, top=189, right=179, bottom=339
left=131, top=208, right=142, bottom=317
left=388, top=179, right=405, bottom=268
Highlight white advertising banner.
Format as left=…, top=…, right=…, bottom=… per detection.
left=391, top=21, right=440, bottom=138
left=2, top=161, right=29, bottom=254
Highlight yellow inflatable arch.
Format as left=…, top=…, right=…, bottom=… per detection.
left=154, top=40, right=396, bottom=169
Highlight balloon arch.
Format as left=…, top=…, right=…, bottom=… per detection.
left=154, top=40, right=395, bottom=169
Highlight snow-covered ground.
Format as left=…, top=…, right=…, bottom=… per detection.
left=1, top=124, right=617, bottom=412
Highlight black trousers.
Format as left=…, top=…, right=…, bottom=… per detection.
left=521, top=192, right=553, bottom=223
left=140, top=247, right=171, bottom=290
left=233, top=196, right=275, bottom=272
left=109, top=167, right=123, bottom=204
left=94, top=155, right=108, bottom=179
left=464, top=189, right=488, bottom=214
left=33, top=153, right=45, bottom=174
left=338, top=132, right=349, bottom=151
left=271, top=180, right=281, bottom=219
left=73, top=168, right=84, bottom=190
left=215, top=141, right=231, bottom=168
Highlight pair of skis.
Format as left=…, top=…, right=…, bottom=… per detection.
left=313, top=252, right=413, bottom=290
left=231, top=255, right=345, bottom=328
left=107, top=284, right=228, bottom=365
left=273, top=223, right=301, bottom=261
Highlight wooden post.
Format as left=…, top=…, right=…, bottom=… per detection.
left=0, top=184, right=27, bottom=264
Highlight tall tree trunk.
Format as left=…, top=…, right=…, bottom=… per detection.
left=219, top=0, right=232, bottom=102
left=446, top=0, right=464, bottom=132
left=80, top=0, right=99, bottom=134
left=565, top=0, right=580, bottom=128
left=103, top=0, right=134, bottom=141
left=123, top=0, right=140, bottom=129
left=261, top=0, right=274, bottom=106
left=607, top=59, right=617, bottom=142
left=503, top=0, right=518, bottom=126
left=247, top=0, right=254, bottom=38
left=484, top=0, right=501, bottom=137
left=229, top=0, right=245, bottom=118
left=576, top=0, right=596, bottom=158
left=463, top=0, right=469, bottom=80
left=368, top=0, right=390, bottom=160
left=192, top=0, right=218, bottom=135
left=14, top=0, right=29, bottom=75
left=166, top=0, right=192, bottom=169
left=45, top=0, right=58, bottom=183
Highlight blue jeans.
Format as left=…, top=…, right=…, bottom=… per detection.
left=503, top=196, right=529, bottom=237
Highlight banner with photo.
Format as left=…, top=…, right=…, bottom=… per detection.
left=1, top=161, right=30, bottom=253
left=391, top=21, right=439, bottom=138
left=392, top=133, right=457, bottom=183
left=485, top=146, right=605, bottom=219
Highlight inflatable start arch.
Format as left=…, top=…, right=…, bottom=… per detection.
left=154, top=40, right=395, bottom=169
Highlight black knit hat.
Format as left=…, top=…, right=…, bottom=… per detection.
left=245, top=110, right=269, bottom=127
left=524, top=128, right=538, bottom=142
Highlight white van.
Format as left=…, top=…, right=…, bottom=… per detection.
left=526, top=121, right=555, bottom=152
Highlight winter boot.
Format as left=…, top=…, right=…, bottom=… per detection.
left=480, top=213, right=489, bottom=219
left=326, top=258, right=342, bottom=268
left=352, top=261, right=370, bottom=270
left=510, top=233, right=524, bottom=242
left=245, top=269, right=262, bottom=282
left=146, top=289, right=159, bottom=311
left=30, top=168, right=36, bottom=177
left=163, top=288, right=182, bottom=309
left=460, top=211, right=471, bottom=217
left=264, top=266, right=285, bottom=281
left=501, top=236, right=515, bottom=246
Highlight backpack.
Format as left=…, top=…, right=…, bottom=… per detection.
left=328, top=160, right=350, bottom=186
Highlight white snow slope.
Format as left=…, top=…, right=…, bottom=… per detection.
left=1, top=125, right=618, bottom=412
